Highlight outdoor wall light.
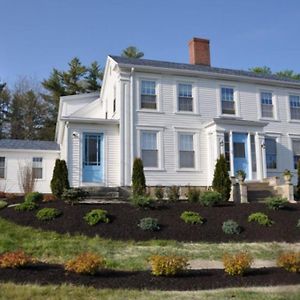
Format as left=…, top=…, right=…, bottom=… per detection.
left=72, top=132, right=79, bottom=138
left=261, top=143, right=266, bottom=149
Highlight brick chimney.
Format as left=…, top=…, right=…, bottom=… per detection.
left=189, top=37, right=210, bottom=66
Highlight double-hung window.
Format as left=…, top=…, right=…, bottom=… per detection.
left=292, top=140, right=300, bottom=169
left=221, top=87, right=235, bottom=115
left=179, top=133, right=195, bottom=168
left=32, top=157, right=43, bottom=179
left=265, top=138, right=277, bottom=169
left=141, top=131, right=158, bottom=167
left=0, top=157, right=5, bottom=179
left=290, top=95, right=300, bottom=120
left=261, top=92, right=274, bottom=118
left=178, top=83, right=193, bottom=112
left=141, top=80, right=156, bottom=109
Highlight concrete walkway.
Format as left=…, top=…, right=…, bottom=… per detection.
left=189, top=259, right=276, bottom=269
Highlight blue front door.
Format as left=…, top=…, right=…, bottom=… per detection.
left=83, top=133, right=103, bottom=183
left=233, top=133, right=249, bottom=179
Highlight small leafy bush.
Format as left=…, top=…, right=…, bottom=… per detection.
left=223, top=252, right=253, bottom=276
left=186, top=187, right=201, bottom=203
left=277, top=251, right=300, bottom=273
left=222, top=220, right=241, bottom=235
left=130, top=194, right=153, bottom=208
left=265, top=196, right=288, bottom=210
left=166, top=186, right=180, bottom=202
left=138, top=217, right=160, bottom=231
left=154, top=186, right=164, bottom=201
left=25, top=192, right=43, bottom=203
left=15, top=200, right=38, bottom=211
left=200, top=191, right=222, bottom=207
left=36, top=208, right=62, bottom=221
left=62, top=188, right=88, bottom=205
left=0, top=251, right=34, bottom=269
left=180, top=211, right=204, bottom=224
left=0, top=200, right=7, bottom=209
left=149, top=255, right=188, bottom=276
left=43, top=194, right=57, bottom=202
left=248, top=212, right=274, bottom=226
left=65, top=252, right=106, bottom=275
left=84, top=209, right=110, bottom=226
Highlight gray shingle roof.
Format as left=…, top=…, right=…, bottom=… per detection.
left=110, top=55, right=300, bottom=84
left=0, top=139, right=60, bottom=151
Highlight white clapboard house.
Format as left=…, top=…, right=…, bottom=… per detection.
left=1, top=37, right=300, bottom=194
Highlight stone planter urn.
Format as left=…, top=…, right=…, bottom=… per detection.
left=236, top=170, right=246, bottom=183
left=283, top=169, right=293, bottom=184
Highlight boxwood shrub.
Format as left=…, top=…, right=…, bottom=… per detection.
left=199, top=191, right=222, bottom=206
left=180, top=211, right=204, bottom=224
left=130, top=194, right=153, bottom=208
left=138, top=217, right=160, bottom=231
left=84, top=209, right=110, bottom=226
left=36, top=208, right=62, bottom=221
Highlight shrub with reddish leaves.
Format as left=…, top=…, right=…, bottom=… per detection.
left=223, top=252, right=253, bottom=276
left=65, top=252, right=106, bottom=275
left=43, top=194, right=57, bottom=202
left=277, top=251, right=300, bottom=273
left=0, top=251, right=33, bottom=268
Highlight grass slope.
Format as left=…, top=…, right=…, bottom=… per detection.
left=1, top=217, right=300, bottom=270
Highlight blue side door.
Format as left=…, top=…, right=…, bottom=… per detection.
left=233, top=133, right=249, bottom=179
left=82, top=133, right=103, bottom=183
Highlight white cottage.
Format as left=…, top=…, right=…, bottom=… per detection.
left=1, top=37, right=300, bottom=194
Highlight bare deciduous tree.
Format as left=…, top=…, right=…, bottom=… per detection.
left=18, top=162, right=35, bottom=194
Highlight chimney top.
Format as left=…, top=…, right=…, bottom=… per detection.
left=189, top=37, right=211, bottom=66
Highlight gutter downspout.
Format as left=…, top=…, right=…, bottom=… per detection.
left=130, top=67, right=135, bottom=185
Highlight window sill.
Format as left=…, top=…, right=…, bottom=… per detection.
left=174, top=112, right=201, bottom=116
left=175, top=168, right=201, bottom=172
left=137, top=110, right=165, bottom=114
left=219, top=114, right=242, bottom=119
left=144, top=168, right=166, bottom=172
left=288, top=119, right=300, bottom=124
left=259, top=118, right=280, bottom=122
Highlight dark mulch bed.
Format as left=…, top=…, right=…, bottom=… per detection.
left=0, top=264, right=299, bottom=290
left=1, top=199, right=300, bottom=242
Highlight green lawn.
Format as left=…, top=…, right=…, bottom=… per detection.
left=1, top=283, right=300, bottom=300
left=1, top=217, right=300, bottom=270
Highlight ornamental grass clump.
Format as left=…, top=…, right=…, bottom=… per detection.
left=0, top=251, right=34, bottom=269
left=199, top=191, right=222, bottom=207
left=36, top=208, right=62, bottom=221
left=186, top=187, right=201, bottom=203
left=222, top=252, right=253, bottom=276
left=130, top=194, right=153, bottom=209
left=277, top=251, right=300, bottom=273
left=248, top=212, right=274, bottom=226
left=65, top=253, right=106, bottom=275
left=138, top=217, right=160, bottom=231
left=149, top=255, right=188, bottom=276
left=180, top=211, right=204, bottom=224
left=154, top=186, right=164, bottom=201
left=265, top=196, right=288, bottom=210
left=84, top=209, right=110, bottom=226
left=62, top=188, right=88, bottom=205
left=166, top=186, right=180, bottom=202
left=222, top=219, right=241, bottom=235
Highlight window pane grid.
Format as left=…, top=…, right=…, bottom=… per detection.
left=141, top=81, right=155, bottom=95
left=179, top=134, right=195, bottom=168
left=141, top=131, right=158, bottom=167
left=221, top=87, right=235, bottom=114
left=261, top=92, right=273, bottom=118
left=290, top=95, right=300, bottom=120
left=293, top=140, right=300, bottom=169
left=178, top=84, right=192, bottom=97
left=265, top=138, right=277, bottom=169
left=0, top=157, right=5, bottom=178
left=32, top=157, right=43, bottom=179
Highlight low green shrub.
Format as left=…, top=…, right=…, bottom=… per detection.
left=36, top=208, right=62, bottom=221
left=166, top=186, right=180, bottom=202
left=138, top=217, right=160, bottom=231
left=223, top=252, right=253, bottom=276
left=154, top=186, right=164, bottom=201
left=15, top=200, right=38, bottom=212
left=61, top=188, right=88, bottom=205
left=277, top=251, right=300, bottom=273
left=186, top=187, right=201, bottom=203
left=200, top=191, right=222, bottom=206
left=149, top=255, right=188, bottom=276
left=0, top=200, right=7, bottom=209
left=265, top=196, right=288, bottom=210
left=248, top=212, right=274, bottom=226
left=84, top=209, right=110, bottom=226
left=222, top=219, right=241, bottom=235
left=25, top=192, right=43, bottom=203
left=130, top=194, right=153, bottom=208
left=180, top=211, right=204, bottom=224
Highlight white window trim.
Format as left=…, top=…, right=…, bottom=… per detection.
left=136, top=76, right=162, bottom=112
left=0, top=156, right=6, bottom=180
left=32, top=157, right=44, bottom=181
left=264, top=134, right=280, bottom=171
left=288, top=134, right=300, bottom=170
left=137, top=126, right=164, bottom=171
left=174, top=81, right=199, bottom=114
left=217, top=84, right=240, bottom=117
left=174, top=128, right=200, bottom=172
left=287, top=93, right=300, bottom=123
left=257, top=89, right=279, bottom=121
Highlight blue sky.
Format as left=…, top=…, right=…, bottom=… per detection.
left=1, top=0, right=300, bottom=85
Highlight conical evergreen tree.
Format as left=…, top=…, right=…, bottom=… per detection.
left=60, top=160, right=70, bottom=190
left=132, top=158, right=146, bottom=196
left=50, top=159, right=70, bottom=198
left=212, top=154, right=231, bottom=201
